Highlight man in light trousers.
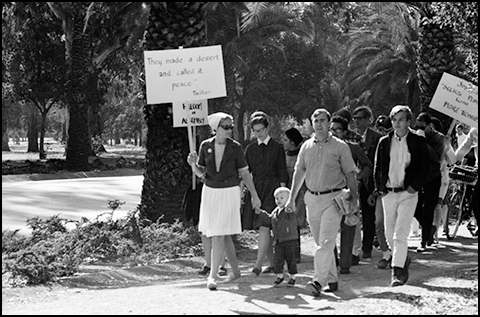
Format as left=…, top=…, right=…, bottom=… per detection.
left=286, top=108, right=358, bottom=296
left=374, top=105, right=429, bottom=287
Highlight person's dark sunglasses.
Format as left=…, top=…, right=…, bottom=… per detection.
left=219, top=124, right=234, bottom=130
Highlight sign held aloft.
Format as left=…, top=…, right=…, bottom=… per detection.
left=144, top=45, right=227, bottom=104
left=429, top=72, right=478, bottom=129
left=172, top=100, right=208, bottom=128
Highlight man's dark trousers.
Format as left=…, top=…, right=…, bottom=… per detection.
left=360, top=184, right=375, bottom=255
left=414, top=174, right=442, bottom=245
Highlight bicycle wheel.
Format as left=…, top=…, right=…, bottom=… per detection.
left=445, top=190, right=463, bottom=240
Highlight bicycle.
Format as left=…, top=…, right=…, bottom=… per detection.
left=444, top=165, right=478, bottom=240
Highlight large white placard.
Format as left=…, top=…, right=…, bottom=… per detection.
left=172, top=100, right=208, bottom=128
left=144, top=45, right=226, bottom=104
left=429, top=72, right=478, bottom=129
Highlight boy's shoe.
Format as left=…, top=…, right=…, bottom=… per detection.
left=207, top=278, right=217, bottom=290
left=377, top=256, right=392, bottom=269
left=198, top=265, right=210, bottom=275
left=218, top=266, right=228, bottom=276
left=262, top=266, right=274, bottom=274
left=252, top=267, right=261, bottom=276
left=273, top=277, right=284, bottom=287
left=362, top=251, right=372, bottom=258
left=306, top=281, right=322, bottom=296
left=287, top=278, right=296, bottom=287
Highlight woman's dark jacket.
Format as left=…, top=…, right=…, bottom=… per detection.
left=198, top=137, right=247, bottom=189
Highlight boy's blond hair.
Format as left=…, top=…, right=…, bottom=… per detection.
left=274, top=186, right=291, bottom=197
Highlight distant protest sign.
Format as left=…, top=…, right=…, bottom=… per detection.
left=429, top=72, right=478, bottom=129
left=144, top=45, right=226, bottom=104
left=172, top=100, right=208, bottom=128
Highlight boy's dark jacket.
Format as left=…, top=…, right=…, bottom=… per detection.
left=257, top=207, right=299, bottom=243
left=374, top=130, right=429, bottom=193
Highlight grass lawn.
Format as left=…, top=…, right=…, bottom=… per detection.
left=2, top=139, right=146, bottom=174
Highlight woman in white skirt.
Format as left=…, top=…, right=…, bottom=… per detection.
left=187, top=112, right=261, bottom=290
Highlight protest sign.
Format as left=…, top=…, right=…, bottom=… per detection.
left=144, top=45, right=226, bottom=104
left=172, top=100, right=208, bottom=128
left=429, top=72, right=478, bottom=129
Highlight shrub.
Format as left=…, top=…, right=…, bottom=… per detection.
left=2, top=202, right=204, bottom=285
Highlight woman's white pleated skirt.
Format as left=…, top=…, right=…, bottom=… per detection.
left=198, top=185, right=242, bottom=237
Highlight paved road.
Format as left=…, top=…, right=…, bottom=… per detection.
left=2, top=174, right=144, bottom=235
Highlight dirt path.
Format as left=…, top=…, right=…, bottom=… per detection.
left=2, top=230, right=478, bottom=315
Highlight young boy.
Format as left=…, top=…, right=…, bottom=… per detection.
left=255, top=187, right=300, bottom=287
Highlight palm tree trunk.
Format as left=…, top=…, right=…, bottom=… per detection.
left=64, top=15, right=92, bottom=171
left=140, top=2, right=208, bottom=223
left=417, top=17, right=456, bottom=111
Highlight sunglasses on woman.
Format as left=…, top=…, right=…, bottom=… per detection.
left=219, top=124, right=234, bottom=130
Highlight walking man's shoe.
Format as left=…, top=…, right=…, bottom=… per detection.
left=416, top=241, right=426, bottom=253
left=323, top=282, right=338, bottom=292
left=198, top=265, right=210, bottom=275
left=340, top=268, right=351, bottom=274
left=377, top=256, right=392, bottom=269
left=306, top=280, right=322, bottom=296
left=391, top=267, right=404, bottom=287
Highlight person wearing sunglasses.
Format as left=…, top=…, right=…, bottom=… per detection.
left=352, top=106, right=383, bottom=263
left=243, top=111, right=288, bottom=277
left=187, top=112, right=261, bottom=290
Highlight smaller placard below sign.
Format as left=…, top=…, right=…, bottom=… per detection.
left=172, top=100, right=208, bottom=127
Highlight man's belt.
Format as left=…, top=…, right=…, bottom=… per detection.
left=386, top=187, right=404, bottom=193
left=307, top=187, right=342, bottom=196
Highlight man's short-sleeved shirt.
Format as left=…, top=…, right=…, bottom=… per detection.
left=295, top=133, right=356, bottom=192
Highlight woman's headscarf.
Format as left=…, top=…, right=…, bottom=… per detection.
left=208, top=112, right=233, bottom=131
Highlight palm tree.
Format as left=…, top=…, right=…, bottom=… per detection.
left=139, top=2, right=209, bottom=223
left=342, top=2, right=421, bottom=114
left=407, top=2, right=477, bottom=132
left=206, top=2, right=307, bottom=141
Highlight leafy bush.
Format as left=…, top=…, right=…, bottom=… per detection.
left=1, top=200, right=223, bottom=285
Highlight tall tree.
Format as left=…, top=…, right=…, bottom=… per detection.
left=47, top=2, right=148, bottom=170
left=11, top=2, right=65, bottom=158
left=342, top=2, right=421, bottom=114
left=206, top=2, right=306, bottom=141
left=408, top=2, right=477, bottom=131
left=46, top=2, right=93, bottom=170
